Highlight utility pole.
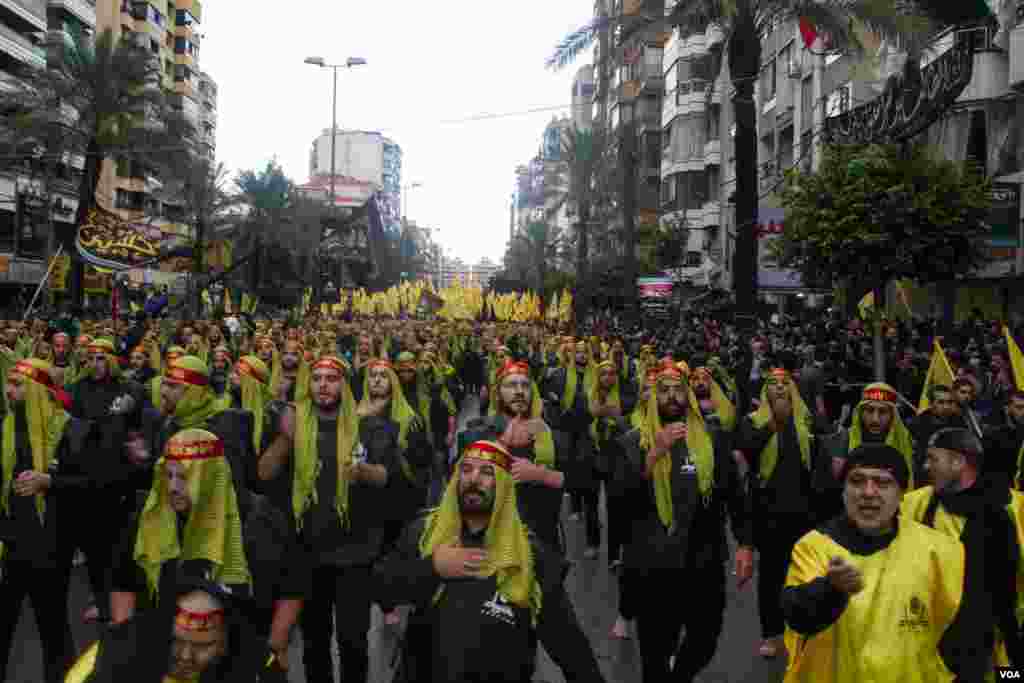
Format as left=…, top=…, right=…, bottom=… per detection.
left=620, top=122, right=638, bottom=324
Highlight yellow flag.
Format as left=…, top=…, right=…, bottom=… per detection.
left=918, top=339, right=955, bottom=414
left=1004, top=326, right=1024, bottom=390
left=857, top=291, right=874, bottom=320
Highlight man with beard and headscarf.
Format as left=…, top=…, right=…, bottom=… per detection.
left=349, top=333, right=376, bottom=403
left=148, top=346, right=186, bottom=412
left=67, top=338, right=150, bottom=625
left=125, top=344, right=157, bottom=387
left=357, top=358, right=432, bottom=626
left=691, top=366, right=737, bottom=435
left=817, top=382, right=916, bottom=519
left=49, top=332, right=75, bottom=388
left=395, top=351, right=454, bottom=498
left=209, top=345, right=232, bottom=398
left=273, top=339, right=308, bottom=403
left=615, top=363, right=754, bottom=683
left=66, top=582, right=262, bottom=683
left=781, top=444, right=984, bottom=683
left=108, top=428, right=304, bottom=678
left=0, top=359, right=99, bottom=682
left=225, top=355, right=274, bottom=493
left=737, top=368, right=818, bottom=660
left=257, top=356, right=396, bottom=683
left=377, top=439, right=606, bottom=683
left=461, top=360, right=569, bottom=551
left=983, top=389, right=1024, bottom=491
left=902, top=428, right=1024, bottom=673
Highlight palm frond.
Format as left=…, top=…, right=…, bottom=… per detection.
left=546, top=17, right=609, bottom=70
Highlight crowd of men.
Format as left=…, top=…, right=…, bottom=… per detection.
left=0, top=307, right=1021, bottom=682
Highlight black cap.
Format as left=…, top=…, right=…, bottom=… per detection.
left=840, top=444, right=910, bottom=490
left=927, top=428, right=983, bottom=459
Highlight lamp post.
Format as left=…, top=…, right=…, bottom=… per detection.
left=305, top=56, right=366, bottom=304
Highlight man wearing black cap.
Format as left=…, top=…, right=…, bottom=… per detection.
left=902, top=428, right=1024, bottom=672
left=781, top=444, right=985, bottom=682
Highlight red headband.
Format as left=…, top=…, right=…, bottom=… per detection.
left=312, top=357, right=347, bottom=374
left=236, top=358, right=267, bottom=385
left=166, top=364, right=209, bottom=387
left=165, top=437, right=224, bottom=461
left=13, top=361, right=54, bottom=389
left=862, top=387, right=897, bottom=404
left=367, top=359, right=392, bottom=371
left=497, top=360, right=530, bottom=381
left=767, top=368, right=791, bottom=383
left=462, top=441, right=512, bottom=471
left=175, top=606, right=225, bottom=632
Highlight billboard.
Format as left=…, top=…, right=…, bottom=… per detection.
left=637, top=276, right=674, bottom=298
left=757, top=206, right=807, bottom=290
left=76, top=206, right=191, bottom=271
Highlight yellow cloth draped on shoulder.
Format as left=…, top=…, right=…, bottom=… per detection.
left=848, top=382, right=915, bottom=488
left=783, top=520, right=964, bottom=683
left=749, top=368, right=812, bottom=484
left=419, top=440, right=542, bottom=623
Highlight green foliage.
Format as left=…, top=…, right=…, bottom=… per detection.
left=234, top=159, right=293, bottom=215
left=778, top=143, right=992, bottom=287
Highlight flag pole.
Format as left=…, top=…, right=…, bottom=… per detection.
left=23, top=243, right=64, bottom=321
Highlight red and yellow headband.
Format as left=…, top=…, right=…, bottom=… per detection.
left=165, top=436, right=224, bottom=461
left=12, top=360, right=54, bottom=389
left=175, top=606, right=225, bottom=632
left=657, top=365, right=685, bottom=383
left=87, top=339, right=116, bottom=356
left=462, top=440, right=512, bottom=472
left=166, top=362, right=209, bottom=387
left=497, top=360, right=530, bottom=381
left=236, top=358, right=268, bottom=385
left=862, top=384, right=898, bottom=405
left=766, top=368, right=792, bottom=384
left=367, top=359, right=392, bottom=371
left=312, top=356, right=348, bottom=375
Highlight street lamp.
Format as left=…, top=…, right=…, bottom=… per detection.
left=305, top=54, right=366, bottom=304
left=304, top=54, right=367, bottom=212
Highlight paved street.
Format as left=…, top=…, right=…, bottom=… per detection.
left=6, top=397, right=788, bottom=682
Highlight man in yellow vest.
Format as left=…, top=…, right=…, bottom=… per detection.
left=781, top=444, right=985, bottom=682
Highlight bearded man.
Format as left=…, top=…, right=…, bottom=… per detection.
left=0, top=359, right=97, bottom=683
left=377, top=440, right=606, bottom=683
left=209, top=345, right=232, bottom=398
left=125, top=345, right=157, bottom=386
left=983, top=389, right=1024, bottom=491
left=349, top=333, right=376, bottom=403
left=461, top=360, right=568, bottom=551
left=818, top=382, right=916, bottom=518
left=49, top=332, right=74, bottom=387
left=617, top=363, right=754, bottom=683
left=67, top=338, right=149, bottom=624
left=258, top=356, right=396, bottom=683
left=67, top=583, right=261, bottom=683
left=737, top=368, right=819, bottom=659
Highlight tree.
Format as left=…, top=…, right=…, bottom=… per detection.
left=544, top=125, right=616, bottom=322
left=234, top=159, right=294, bottom=295
left=2, top=27, right=195, bottom=304
left=548, top=0, right=936, bottom=315
left=778, top=142, right=991, bottom=378
left=515, top=220, right=565, bottom=294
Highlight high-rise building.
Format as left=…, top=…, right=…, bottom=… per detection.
left=571, top=64, right=594, bottom=132
left=308, top=128, right=402, bottom=236
left=0, top=0, right=86, bottom=294
left=197, top=70, right=217, bottom=158
left=468, top=256, right=500, bottom=288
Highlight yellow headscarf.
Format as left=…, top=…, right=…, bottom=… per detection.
left=134, top=428, right=250, bottom=598
left=292, top=356, right=358, bottom=530
left=150, top=346, right=186, bottom=410
left=489, top=361, right=555, bottom=468
left=749, top=368, right=812, bottom=482
left=359, top=360, right=423, bottom=483
left=692, top=366, right=737, bottom=432
left=234, top=356, right=272, bottom=452
left=419, top=440, right=541, bottom=623
left=1, top=359, right=69, bottom=522
left=165, top=356, right=224, bottom=429
left=638, top=365, right=715, bottom=530
left=849, top=382, right=915, bottom=488
left=587, top=360, right=621, bottom=446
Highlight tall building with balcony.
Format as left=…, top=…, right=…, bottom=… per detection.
left=196, top=69, right=216, bottom=158
left=571, top=65, right=595, bottom=132
left=589, top=0, right=667, bottom=271
left=308, top=129, right=402, bottom=236
left=658, top=15, right=725, bottom=291
left=0, top=0, right=87, bottom=296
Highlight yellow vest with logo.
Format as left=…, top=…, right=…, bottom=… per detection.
left=783, top=520, right=965, bottom=683
left=902, top=486, right=1024, bottom=671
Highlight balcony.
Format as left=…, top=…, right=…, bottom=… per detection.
left=48, top=0, right=96, bottom=27
left=0, top=23, right=45, bottom=68
left=1, top=0, right=46, bottom=31
left=704, top=139, right=720, bottom=164
left=1013, top=21, right=1024, bottom=91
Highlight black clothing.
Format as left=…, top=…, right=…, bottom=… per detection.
left=377, top=516, right=606, bottom=683
left=982, top=416, right=1024, bottom=490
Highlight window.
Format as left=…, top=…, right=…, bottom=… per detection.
left=661, top=172, right=678, bottom=207
left=800, top=131, right=813, bottom=172
left=706, top=104, right=720, bottom=140
left=761, top=58, right=777, bottom=100
left=826, top=82, right=852, bottom=118
left=685, top=251, right=703, bottom=267
left=150, top=38, right=158, bottom=54
left=0, top=210, right=13, bottom=252
left=825, top=52, right=840, bottom=66
left=663, top=120, right=673, bottom=151
left=174, top=64, right=191, bottom=82
left=664, top=61, right=677, bottom=96
left=707, top=165, right=720, bottom=201
left=176, top=9, right=196, bottom=26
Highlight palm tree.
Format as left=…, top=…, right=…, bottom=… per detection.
left=547, top=0, right=935, bottom=313
left=2, top=27, right=194, bottom=304
left=515, top=220, right=566, bottom=295
left=234, top=159, right=294, bottom=295
left=542, top=125, right=616, bottom=322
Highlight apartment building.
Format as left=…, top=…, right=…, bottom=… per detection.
left=197, top=69, right=216, bottom=158
left=0, top=0, right=90, bottom=296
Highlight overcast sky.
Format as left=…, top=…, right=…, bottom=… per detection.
left=201, top=0, right=593, bottom=265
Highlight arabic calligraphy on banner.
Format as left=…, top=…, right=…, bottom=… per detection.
left=76, top=206, right=190, bottom=271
